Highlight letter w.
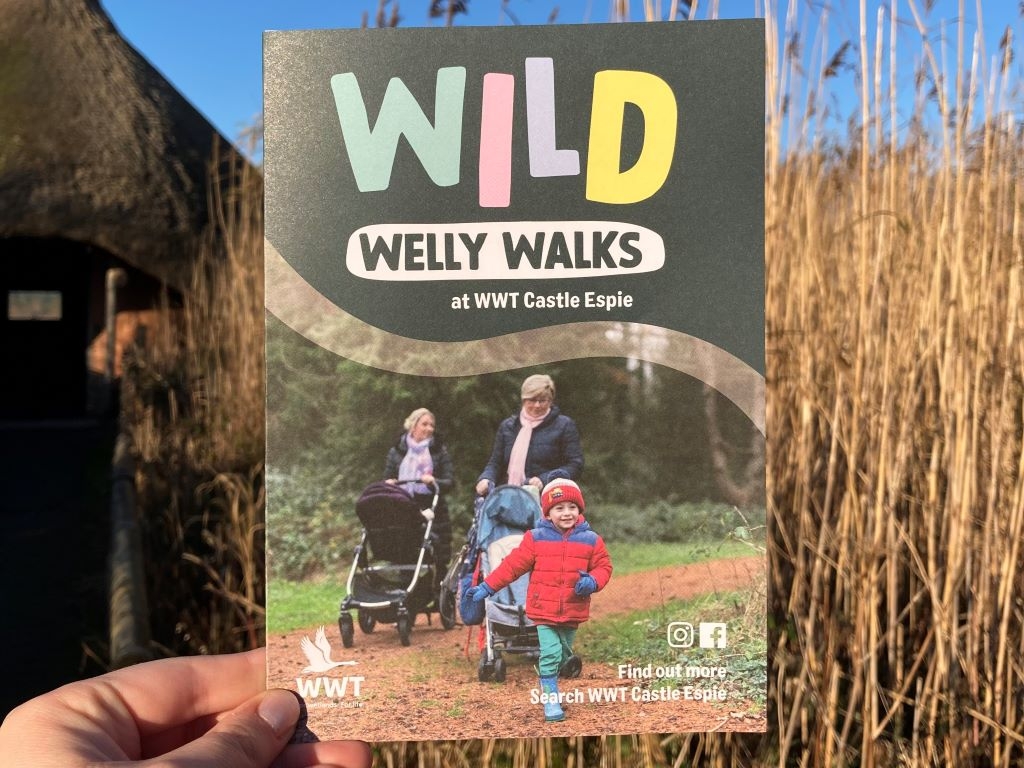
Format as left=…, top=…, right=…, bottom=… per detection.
left=331, top=68, right=466, bottom=192
left=295, top=678, right=322, bottom=698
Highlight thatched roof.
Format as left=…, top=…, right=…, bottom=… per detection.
left=0, top=0, right=232, bottom=289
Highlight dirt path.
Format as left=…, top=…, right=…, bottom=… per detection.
left=267, top=555, right=766, bottom=742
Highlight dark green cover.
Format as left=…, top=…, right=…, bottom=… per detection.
left=265, top=20, right=766, bottom=742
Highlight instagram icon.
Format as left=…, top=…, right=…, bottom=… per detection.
left=667, top=622, right=694, bottom=648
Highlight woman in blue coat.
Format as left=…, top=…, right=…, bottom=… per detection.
left=474, top=374, right=584, bottom=497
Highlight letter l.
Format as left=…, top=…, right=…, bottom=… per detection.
left=525, top=57, right=580, bottom=178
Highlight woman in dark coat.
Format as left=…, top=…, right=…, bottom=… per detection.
left=384, top=408, right=454, bottom=579
left=474, top=374, right=583, bottom=497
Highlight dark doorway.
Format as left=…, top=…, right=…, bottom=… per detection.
left=0, top=420, right=113, bottom=716
left=0, top=238, right=91, bottom=419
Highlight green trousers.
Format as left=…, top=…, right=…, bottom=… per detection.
left=536, top=624, right=577, bottom=677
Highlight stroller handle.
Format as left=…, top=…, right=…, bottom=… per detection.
left=477, top=481, right=541, bottom=505
left=394, top=477, right=440, bottom=511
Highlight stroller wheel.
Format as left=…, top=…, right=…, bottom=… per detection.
left=339, top=613, right=355, bottom=649
left=438, top=586, right=457, bottom=630
left=357, top=610, right=376, bottom=634
left=396, top=613, right=412, bottom=646
left=559, top=654, right=582, bottom=679
left=477, top=650, right=495, bottom=682
left=493, top=656, right=507, bottom=683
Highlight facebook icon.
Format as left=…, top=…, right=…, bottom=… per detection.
left=699, top=622, right=728, bottom=649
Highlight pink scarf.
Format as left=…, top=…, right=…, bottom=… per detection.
left=507, top=407, right=548, bottom=486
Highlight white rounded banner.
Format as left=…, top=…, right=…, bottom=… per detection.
left=345, top=220, right=666, bottom=281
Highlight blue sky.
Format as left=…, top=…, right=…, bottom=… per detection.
left=100, top=1, right=1020, bottom=153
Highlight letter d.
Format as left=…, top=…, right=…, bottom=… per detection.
left=586, top=70, right=677, bottom=204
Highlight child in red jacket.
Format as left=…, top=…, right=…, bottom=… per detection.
left=466, top=479, right=613, bottom=722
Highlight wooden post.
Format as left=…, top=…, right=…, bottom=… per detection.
left=108, top=431, right=153, bottom=668
left=103, top=268, right=126, bottom=415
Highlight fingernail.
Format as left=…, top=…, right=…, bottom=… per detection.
left=258, top=689, right=300, bottom=737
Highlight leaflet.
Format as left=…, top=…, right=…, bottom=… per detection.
left=264, top=20, right=766, bottom=741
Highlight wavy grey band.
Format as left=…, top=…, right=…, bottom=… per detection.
left=266, top=238, right=765, bottom=435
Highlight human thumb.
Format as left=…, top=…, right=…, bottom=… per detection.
left=156, top=688, right=300, bottom=767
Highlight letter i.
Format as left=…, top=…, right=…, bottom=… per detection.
left=479, top=73, right=514, bottom=207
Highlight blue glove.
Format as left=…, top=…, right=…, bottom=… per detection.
left=574, top=570, right=598, bottom=597
left=459, top=575, right=488, bottom=625
left=466, top=583, right=495, bottom=602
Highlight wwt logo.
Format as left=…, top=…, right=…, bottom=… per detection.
left=296, top=626, right=364, bottom=700
left=296, top=675, right=364, bottom=699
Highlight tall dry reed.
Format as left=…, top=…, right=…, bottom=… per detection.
left=121, top=1, right=1022, bottom=764
left=121, top=133, right=266, bottom=655
left=760, top=1, right=1023, bottom=765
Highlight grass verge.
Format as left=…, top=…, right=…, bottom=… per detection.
left=267, top=542, right=759, bottom=633
left=266, top=578, right=346, bottom=635
left=577, top=592, right=767, bottom=711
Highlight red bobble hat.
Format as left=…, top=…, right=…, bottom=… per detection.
left=540, top=479, right=585, bottom=516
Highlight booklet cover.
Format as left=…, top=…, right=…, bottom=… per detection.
left=265, top=20, right=766, bottom=741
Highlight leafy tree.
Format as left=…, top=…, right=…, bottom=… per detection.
left=267, top=313, right=760, bottom=540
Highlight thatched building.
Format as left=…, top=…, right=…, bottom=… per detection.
left=0, top=0, right=234, bottom=418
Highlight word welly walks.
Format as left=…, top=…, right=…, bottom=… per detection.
left=345, top=223, right=666, bottom=282
left=357, top=229, right=647, bottom=272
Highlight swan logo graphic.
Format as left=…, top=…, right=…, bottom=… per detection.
left=295, top=627, right=365, bottom=701
left=300, top=626, right=357, bottom=673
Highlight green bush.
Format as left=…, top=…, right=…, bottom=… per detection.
left=267, top=480, right=764, bottom=581
left=597, top=500, right=765, bottom=544
left=266, top=468, right=360, bottom=580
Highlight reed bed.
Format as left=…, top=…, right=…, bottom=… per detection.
left=121, top=135, right=266, bottom=656
left=119, top=1, right=1023, bottom=764
left=761, top=1, right=1024, bottom=765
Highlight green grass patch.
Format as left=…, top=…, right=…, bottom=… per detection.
left=609, top=540, right=755, bottom=575
left=267, top=541, right=761, bottom=633
left=577, top=591, right=767, bottom=710
left=266, top=577, right=346, bottom=634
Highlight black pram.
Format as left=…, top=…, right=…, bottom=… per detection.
left=338, top=481, right=456, bottom=647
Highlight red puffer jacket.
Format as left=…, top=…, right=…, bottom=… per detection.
left=483, top=515, right=612, bottom=626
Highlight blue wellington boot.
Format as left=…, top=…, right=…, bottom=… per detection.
left=539, top=676, right=565, bottom=722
